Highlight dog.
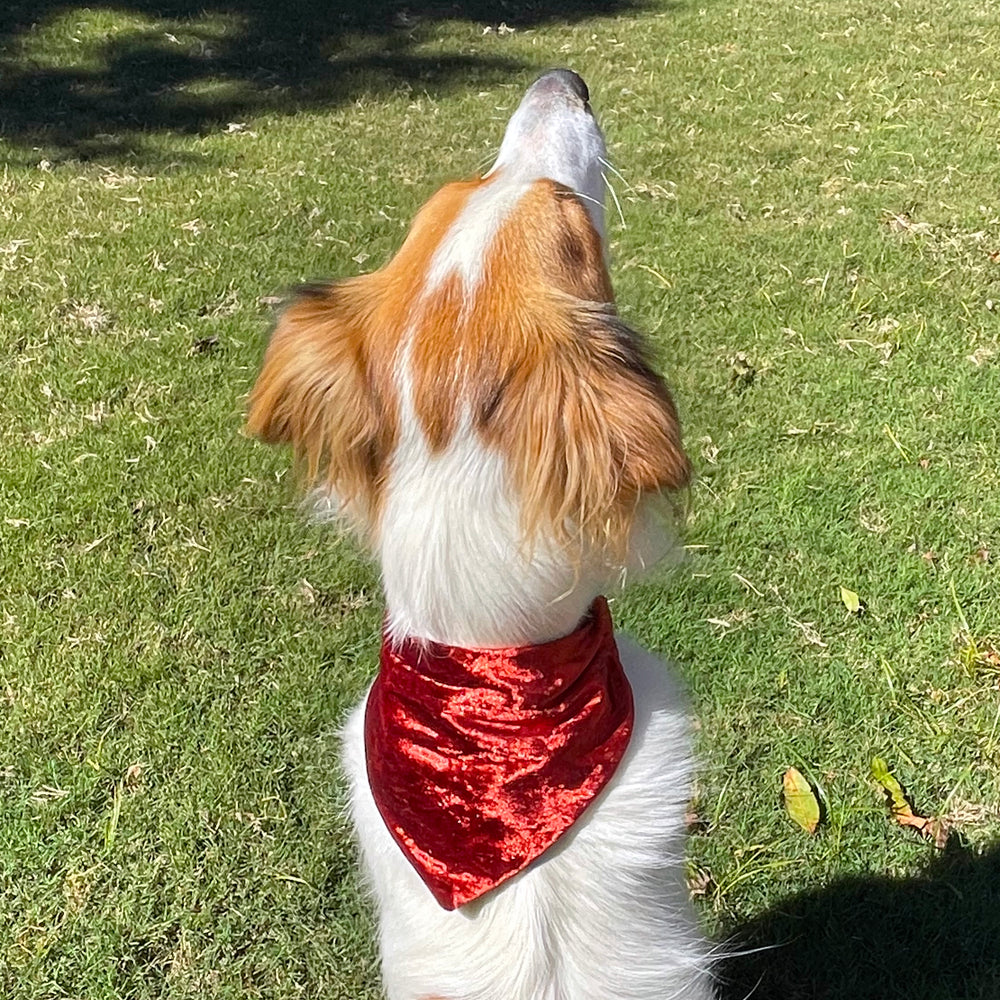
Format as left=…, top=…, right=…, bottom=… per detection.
left=247, top=69, right=714, bottom=1000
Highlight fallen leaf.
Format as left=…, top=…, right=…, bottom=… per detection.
left=870, top=758, right=948, bottom=847
left=840, top=586, right=861, bottom=614
left=783, top=767, right=821, bottom=834
left=870, top=757, right=908, bottom=813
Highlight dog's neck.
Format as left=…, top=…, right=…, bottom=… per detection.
left=377, top=417, right=607, bottom=649
left=376, top=410, right=670, bottom=649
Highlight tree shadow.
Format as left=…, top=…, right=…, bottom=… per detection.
left=0, top=0, right=658, bottom=161
left=720, top=839, right=1000, bottom=1000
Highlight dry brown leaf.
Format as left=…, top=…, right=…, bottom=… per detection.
left=870, top=758, right=948, bottom=847
left=894, top=810, right=950, bottom=848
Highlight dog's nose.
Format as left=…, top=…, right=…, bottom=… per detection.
left=530, top=69, right=590, bottom=105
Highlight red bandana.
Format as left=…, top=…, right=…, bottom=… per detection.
left=364, top=597, right=634, bottom=910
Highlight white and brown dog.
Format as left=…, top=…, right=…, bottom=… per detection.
left=248, top=70, right=714, bottom=1000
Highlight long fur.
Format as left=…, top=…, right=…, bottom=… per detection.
left=248, top=69, right=714, bottom=999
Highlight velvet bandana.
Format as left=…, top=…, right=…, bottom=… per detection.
left=364, top=596, right=634, bottom=910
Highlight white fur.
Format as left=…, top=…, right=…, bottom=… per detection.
left=486, top=73, right=607, bottom=241
left=337, top=71, right=714, bottom=999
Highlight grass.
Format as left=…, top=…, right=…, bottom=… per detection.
left=2, top=0, right=999, bottom=996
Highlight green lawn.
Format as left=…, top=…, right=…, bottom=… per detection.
left=2, top=1, right=999, bottom=997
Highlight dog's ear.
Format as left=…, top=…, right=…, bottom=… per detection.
left=246, top=280, right=397, bottom=537
left=482, top=303, right=690, bottom=554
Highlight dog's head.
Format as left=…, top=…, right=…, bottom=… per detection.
left=248, top=70, right=690, bottom=578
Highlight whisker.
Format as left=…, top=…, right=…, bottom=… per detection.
left=476, top=147, right=499, bottom=174
left=569, top=189, right=604, bottom=210
left=598, top=155, right=633, bottom=191
left=713, top=939, right=782, bottom=960
left=602, top=171, right=627, bottom=230
left=735, top=971, right=767, bottom=1000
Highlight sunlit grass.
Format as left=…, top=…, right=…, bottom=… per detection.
left=2, top=1, right=999, bottom=996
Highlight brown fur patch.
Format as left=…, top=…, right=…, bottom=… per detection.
left=480, top=300, right=691, bottom=554
left=245, top=278, right=397, bottom=537
left=409, top=177, right=690, bottom=554
left=248, top=172, right=690, bottom=553
left=246, top=179, right=481, bottom=535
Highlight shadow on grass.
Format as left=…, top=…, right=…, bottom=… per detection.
left=0, top=0, right=659, bottom=160
left=720, top=839, right=1000, bottom=1000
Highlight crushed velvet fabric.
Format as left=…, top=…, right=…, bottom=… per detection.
left=365, top=597, right=634, bottom=909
